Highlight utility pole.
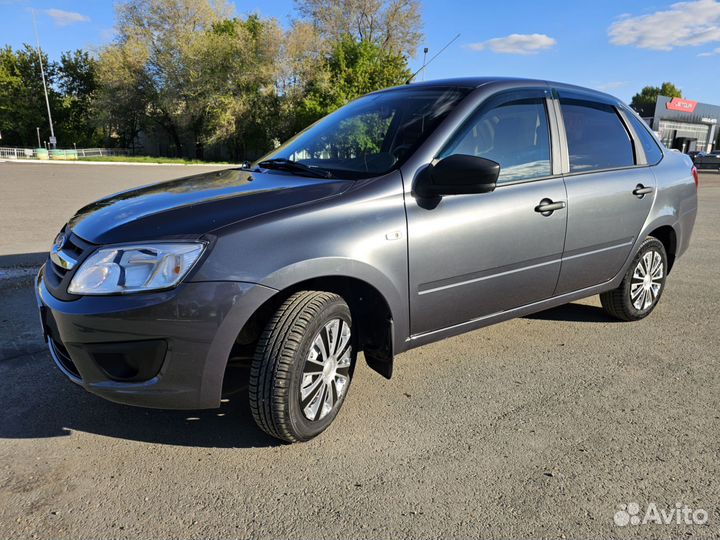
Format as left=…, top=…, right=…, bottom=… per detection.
left=36, top=127, right=41, bottom=148
left=32, top=10, right=56, bottom=149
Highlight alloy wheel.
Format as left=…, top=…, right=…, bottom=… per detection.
left=630, top=250, right=664, bottom=311
left=300, top=318, right=352, bottom=421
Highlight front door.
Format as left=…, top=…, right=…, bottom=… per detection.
left=406, top=90, right=568, bottom=336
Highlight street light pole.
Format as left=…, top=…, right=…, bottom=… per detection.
left=32, top=10, right=56, bottom=149
left=422, top=47, right=429, bottom=81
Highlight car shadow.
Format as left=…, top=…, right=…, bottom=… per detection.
left=1, top=266, right=615, bottom=448
left=525, top=302, right=620, bottom=323
left=0, top=351, right=282, bottom=448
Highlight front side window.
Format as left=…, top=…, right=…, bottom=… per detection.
left=561, top=99, right=635, bottom=172
left=438, top=98, right=552, bottom=184
left=257, top=87, right=471, bottom=179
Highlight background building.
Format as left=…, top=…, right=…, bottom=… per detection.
left=643, top=96, right=720, bottom=154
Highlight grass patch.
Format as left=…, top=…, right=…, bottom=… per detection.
left=77, top=155, right=233, bottom=165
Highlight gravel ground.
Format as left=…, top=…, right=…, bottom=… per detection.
left=0, top=165, right=718, bottom=539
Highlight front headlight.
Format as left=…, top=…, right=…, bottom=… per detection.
left=68, top=242, right=206, bottom=295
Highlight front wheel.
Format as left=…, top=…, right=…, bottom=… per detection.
left=249, top=291, right=355, bottom=443
left=600, top=237, right=668, bottom=321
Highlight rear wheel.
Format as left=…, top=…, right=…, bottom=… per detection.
left=249, top=291, right=355, bottom=443
left=600, top=237, right=668, bottom=321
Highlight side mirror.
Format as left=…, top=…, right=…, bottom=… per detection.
left=413, top=154, right=500, bottom=198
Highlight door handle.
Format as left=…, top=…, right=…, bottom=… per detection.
left=535, top=198, right=566, bottom=216
left=633, top=184, right=654, bottom=198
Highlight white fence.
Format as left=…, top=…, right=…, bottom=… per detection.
left=0, top=147, right=36, bottom=159
left=0, top=147, right=129, bottom=160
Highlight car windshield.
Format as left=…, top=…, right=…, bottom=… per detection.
left=255, top=86, right=472, bottom=179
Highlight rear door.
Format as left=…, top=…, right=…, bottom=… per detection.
left=554, top=92, right=656, bottom=294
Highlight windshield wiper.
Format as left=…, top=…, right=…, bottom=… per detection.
left=257, top=159, right=333, bottom=179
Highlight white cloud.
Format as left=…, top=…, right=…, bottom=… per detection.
left=44, top=8, right=90, bottom=26
left=595, top=81, right=629, bottom=91
left=608, top=0, right=720, bottom=51
left=698, top=47, right=720, bottom=55
left=465, top=34, right=556, bottom=55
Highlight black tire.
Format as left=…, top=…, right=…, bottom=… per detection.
left=600, top=237, right=668, bottom=321
left=249, top=291, right=356, bottom=443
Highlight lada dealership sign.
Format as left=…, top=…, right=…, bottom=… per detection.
left=666, top=98, right=698, bottom=113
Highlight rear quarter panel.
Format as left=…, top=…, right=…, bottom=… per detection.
left=643, top=151, right=698, bottom=259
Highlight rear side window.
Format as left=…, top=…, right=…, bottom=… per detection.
left=560, top=99, right=635, bottom=173
left=439, top=98, right=551, bottom=184
left=625, top=112, right=663, bottom=165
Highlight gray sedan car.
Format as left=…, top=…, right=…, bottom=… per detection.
left=37, top=78, right=698, bottom=442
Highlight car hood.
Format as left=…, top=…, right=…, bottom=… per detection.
left=68, top=168, right=352, bottom=245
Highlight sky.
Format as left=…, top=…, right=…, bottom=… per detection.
left=1, top=0, right=719, bottom=105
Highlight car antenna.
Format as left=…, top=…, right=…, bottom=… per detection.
left=406, top=33, right=461, bottom=84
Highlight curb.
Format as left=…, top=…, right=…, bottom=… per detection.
left=0, top=266, right=39, bottom=293
left=0, top=252, right=48, bottom=267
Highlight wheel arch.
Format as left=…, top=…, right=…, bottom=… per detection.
left=229, top=268, right=401, bottom=381
left=647, top=224, right=678, bottom=272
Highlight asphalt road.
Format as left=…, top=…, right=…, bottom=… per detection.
left=0, top=161, right=230, bottom=261
left=0, top=164, right=719, bottom=539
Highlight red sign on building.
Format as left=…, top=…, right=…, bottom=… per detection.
left=666, top=98, right=698, bottom=113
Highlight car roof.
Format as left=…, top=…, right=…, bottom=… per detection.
left=376, top=77, right=624, bottom=106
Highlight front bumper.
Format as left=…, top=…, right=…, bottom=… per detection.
left=36, top=265, right=277, bottom=409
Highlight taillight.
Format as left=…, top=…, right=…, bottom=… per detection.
left=691, top=166, right=699, bottom=188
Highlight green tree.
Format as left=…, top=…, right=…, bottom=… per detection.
left=90, top=0, right=422, bottom=159
left=108, top=0, right=233, bottom=155
left=280, top=1, right=420, bottom=140
left=0, top=47, right=24, bottom=145
left=184, top=15, right=283, bottom=158
left=0, top=45, right=62, bottom=147
left=0, top=46, right=104, bottom=148
left=95, top=37, right=151, bottom=150
left=56, top=50, right=101, bottom=147
left=630, top=82, right=683, bottom=116
left=289, top=37, right=411, bottom=134
left=295, top=0, right=422, bottom=56
left=99, top=2, right=286, bottom=159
